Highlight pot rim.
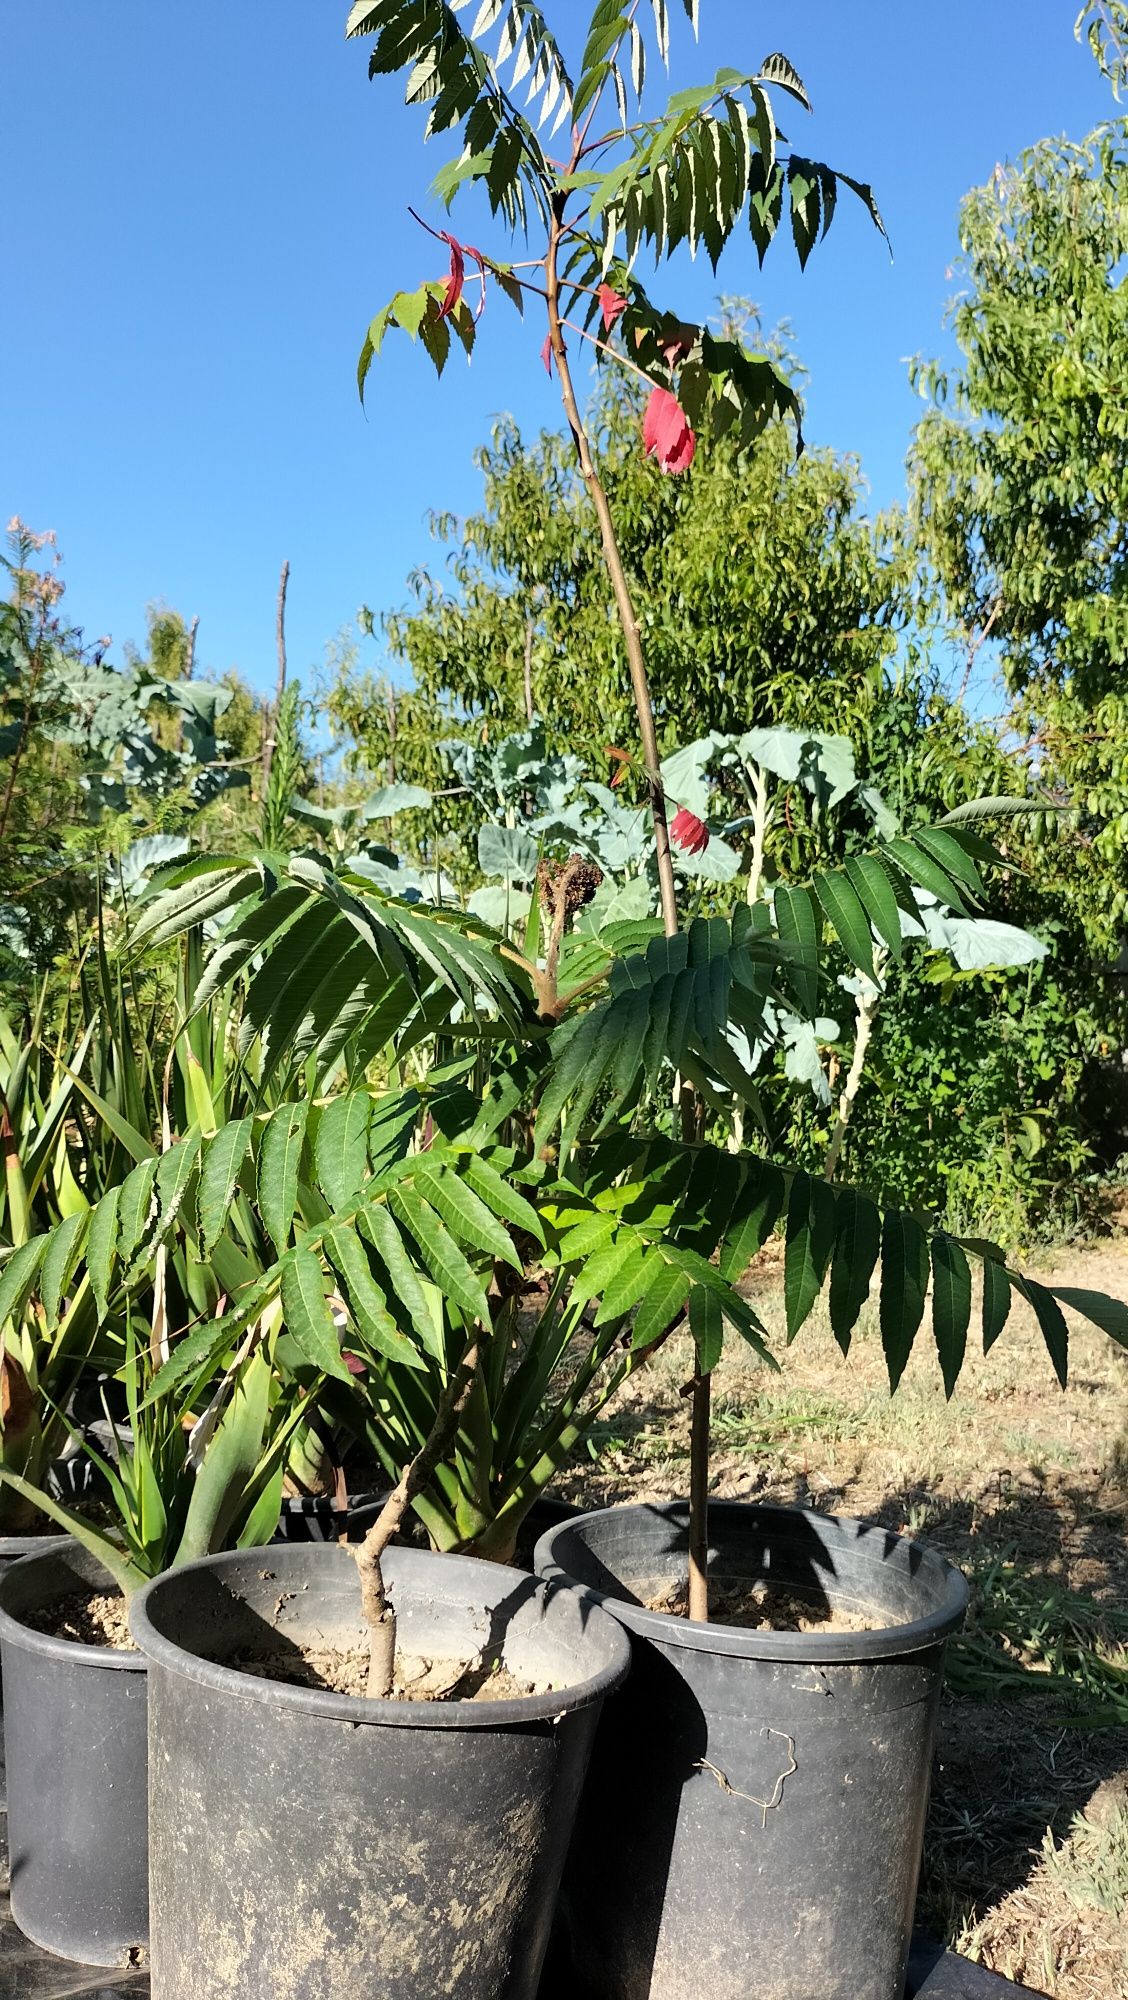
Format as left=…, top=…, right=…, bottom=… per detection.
left=0, top=1530, right=72, bottom=1560
left=534, top=1498, right=970, bottom=1663
left=130, top=1542, right=631, bottom=1729
left=0, top=1544, right=148, bottom=1673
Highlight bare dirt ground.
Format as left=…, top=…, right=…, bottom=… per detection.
left=555, top=1240, right=1128, bottom=2000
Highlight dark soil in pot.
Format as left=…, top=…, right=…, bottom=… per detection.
left=534, top=1498, right=969, bottom=2000
left=130, top=1540, right=631, bottom=2000
left=0, top=1543, right=148, bottom=1967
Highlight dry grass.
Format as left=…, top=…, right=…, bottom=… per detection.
left=557, top=1240, right=1128, bottom=2000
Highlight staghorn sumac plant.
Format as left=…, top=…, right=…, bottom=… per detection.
left=347, top=0, right=890, bottom=1618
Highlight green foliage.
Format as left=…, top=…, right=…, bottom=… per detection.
left=350, top=3, right=887, bottom=454
left=1076, top=1, right=1128, bottom=95
left=334, top=363, right=914, bottom=780
left=910, top=126, right=1128, bottom=707
left=0, top=534, right=265, bottom=985
left=0, top=1335, right=298, bottom=1597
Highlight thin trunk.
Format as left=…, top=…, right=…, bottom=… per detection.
left=688, top=1366, right=711, bottom=1621
left=523, top=614, right=535, bottom=724
left=262, top=559, right=289, bottom=789
left=545, top=204, right=678, bottom=937
left=546, top=202, right=709, bottom=1617
left=746, top=763, right=769, bottom=908
left=823, top=962, right=884, bottom=1182
left=356, top=1337, right=480, bottom=1697
left=184, top=614, right=199, bottom=681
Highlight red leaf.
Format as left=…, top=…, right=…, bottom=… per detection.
left=540, top=331, right=554, bottom=375
left=670, top=807, right=710, bottom=856
left=642, top=387, right=696, bottom=475
left=438, top=234, right=465, bottom=320
left=604, top=745, right=632, bottom=788
left=598, top=284, right=628, bottom=332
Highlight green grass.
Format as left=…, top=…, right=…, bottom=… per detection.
left=948, top=1559, right=1128, bottom=1725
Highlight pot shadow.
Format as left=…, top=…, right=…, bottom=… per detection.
left=538, top=1634, right=709, bottom=2000
left=781, top=1472, right=1128, bottom=1938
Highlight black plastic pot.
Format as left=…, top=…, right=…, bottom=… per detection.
left=130, top=1540, right=632, bottom=2000
left=534, top=1499, right=969, bottom=2000
left=0, top=1543, right=148, bottom=1966
left=0, top=1527, right=70, bottom=1572
left=272, top=1489, right=384, bottom=1544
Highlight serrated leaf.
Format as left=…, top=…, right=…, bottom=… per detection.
left=279, top=1247, right=352, bottom=1383
left=773, top=884, right=819, bottom=1016
left=813, top=867, right=875, bottom=978
left=1015, top=1275, right=1070, bottom=1389
left=117, top=1156, right=158, bottom=1267
left=783, top=1172, right=835, bottom=1339
left=458, top=1154, right=544, bottom=1246
left=40, top=1210, right=88, bottom=1326
left=688, top=1282, right=723, bottom=1371
left=1050, top=1286, right=1128, bottom=1349
left=87, top=1186, right=121, bottom=1322
left=313, top=1093, right=372, bottom=1209
left=411, top=1159, right=519, bottom=1267
left=0, top=1235, right=49, bottom=1330
left=718, top=1158, right=785, bottom=1279
left=981, top=1256, right=1011, bottom=1353
left=885, top=837, right=971, bottom=915
left=828, top=1185, right=880, bottom=1354
left=150, top=1132, right=204, bottom=1253
left=197, top=1118, right=254, bottom=1257
left=357, top=1201, right=442, bottom=1358
left=390, top=1186, right=491, bottom=1326
left=594, top=1240, right=658, bottom=1324
left=257, top=1103, right=309, bottom=1252
left=843, top=855, right=902, bottom=963
left=323, top=1221, right=426, bottom=1371
left=879, top=1208, right=929, bottom=1391
left=631, top=1261, right=691, bottom=1349
left=930, top=1233, right=971, bottom=1397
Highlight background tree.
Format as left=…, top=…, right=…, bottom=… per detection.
left=334, top=336, right=915, bottom=779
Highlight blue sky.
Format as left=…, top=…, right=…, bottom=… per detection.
left=1, top=2, right=1114, bottom=701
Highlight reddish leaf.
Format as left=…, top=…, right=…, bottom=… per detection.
left=604, top=745, right=632, bottom=788
left=642, top=387, right=696, bottom=475
left=670, top=807, right=710, bottom=856
left=540, top=331, right=554, bottom=375
left=598, top=284, right=628, bottom=332
left=437, top=234, right=465, bottom=320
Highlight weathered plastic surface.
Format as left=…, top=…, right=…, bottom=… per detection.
left=131, top=1542, right=631, bottom=2000
left=272, top=1490, right=384, bottom=1544
left=535, top=1500, right=969, bottom=2000
left=0, top=1544, right=149, bottom=1967
left=0, top=1709, right=1045, bottom=1999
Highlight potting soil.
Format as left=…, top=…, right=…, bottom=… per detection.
left=21, top=1587, right=136, bottom=1650
left=223, top=1640, right=548, bottom=1701
left=641, top=1574, right=877, bottom=1631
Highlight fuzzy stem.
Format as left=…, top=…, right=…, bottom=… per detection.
left=545, top=202, right=679, bottom=938
left=355, top=1337, right=480, bottom=1698
left=823, top=959, right=885, bottom=1182
left=545, top=199, right=710, bottom=1614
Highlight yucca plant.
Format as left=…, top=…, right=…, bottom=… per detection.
left=0, top=1322, right=307, bottom=1594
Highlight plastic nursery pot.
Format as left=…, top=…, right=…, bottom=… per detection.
left=271, top=1489, right=384, bottom=1544
left=0, top=1526, right=71, bottom=1571
left=534, top=1499, right=969, bottom=2000
left=0, top=1543, right=149, bottom=1967
left=130, top=1540, right=632, bottom=2000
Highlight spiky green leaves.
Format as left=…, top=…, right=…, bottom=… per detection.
left=132, top=851, right=525, bottom=1093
